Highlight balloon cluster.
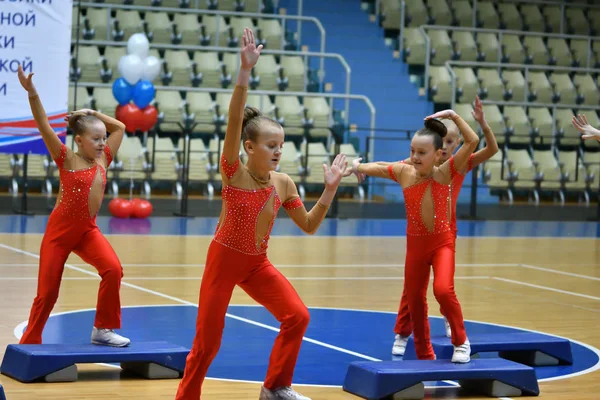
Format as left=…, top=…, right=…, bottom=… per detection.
left=109, top=198, right=153, bottom=219
left=112, top=33, right=160, bottom=133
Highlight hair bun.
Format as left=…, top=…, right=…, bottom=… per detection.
left=424, top=118, right=447, bottom=138
left=243, top=106, right=262, bottom=131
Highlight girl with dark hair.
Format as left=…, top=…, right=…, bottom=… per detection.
left=174, top=28, right=347, bottom=400
left=16, top=65, right=129, bottom=347
left=344, top=109, right=480, bottom=362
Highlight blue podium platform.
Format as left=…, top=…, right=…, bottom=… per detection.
left=343, top=358, right=540, bottom=399
left=403, top=333, right=573, bottom=365
left=0, top=341, right=189, bottom=383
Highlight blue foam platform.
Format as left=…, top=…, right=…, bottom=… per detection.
left=343, top=358, right=540, bottom=399
left=0, top=341, right=189, bottom=383
left=0, top=383, right=5, bottom=400
left=403, top=333, right=573, bottom=365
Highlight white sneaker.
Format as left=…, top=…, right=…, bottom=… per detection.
left=259, top=386, right=311, bottom=400
left=91, top=327, right=130, bottom=347
left=451, top=339, right=470, bottom=363
left=444, top=316, right=452, bottom=338
left=391, top=334, right=410, bottom=356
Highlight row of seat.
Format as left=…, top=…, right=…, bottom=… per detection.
left=72, top=45, right=314, bottom=92
left=85, top=0, right=271, bottom=13
left=428, top=66, right=600, bottom=107
left=73, top=7, right=287, bottom=48
left=1, top=135, right=361, bottom=200
left=404, top=27, right=599, bottom=68
left=481, top=145, right=598, bottom=205
left=380, top=0, right=599, bottom=36
left=69, top=85, right=334, bottom=138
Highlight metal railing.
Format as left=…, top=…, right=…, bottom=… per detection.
left=75, top=1, right=325, bottom=72
left=421, top=24, right=600, bottom=93
left=71, top=39, right=352, bottom=117
left=444, top=60, right=600, bottom=109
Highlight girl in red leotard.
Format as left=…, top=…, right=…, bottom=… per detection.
left=389, top=97, right=498, bottom=356
left=16, top=65, right=129, bottom=347
left=345, top=109, right=480, bottom=362
left=174, top=28, right=346, bottom=400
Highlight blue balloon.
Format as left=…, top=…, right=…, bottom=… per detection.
left=132, top=80, right=155, bottom=109
left=112, top=77, right=133, bottom=105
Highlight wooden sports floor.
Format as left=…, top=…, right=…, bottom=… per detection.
left=0, top=216, right=598, bottom=400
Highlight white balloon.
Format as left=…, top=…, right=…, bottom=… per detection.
left=127, top=33, right=150, bottom=59
left=141, top=55, right=161, bottom=82
left=118, top=54, right=144, bottom=85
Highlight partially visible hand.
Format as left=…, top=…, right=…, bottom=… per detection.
left=471, top=96, right=485, bottom=124
left=425, top=109, right=457, bottom=120
left=572, top=114, right=600, bottom=141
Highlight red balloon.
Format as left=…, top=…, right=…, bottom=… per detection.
left=115, top=103, right=142, bottom=133
left=138, top=105, right=158, bottom=132
left=108, top=198, right=133, bottom=218
left=131, top=198, right=153, bottom=219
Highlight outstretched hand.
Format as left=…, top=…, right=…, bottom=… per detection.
left=17, top=65, right=36, bottom=93
left=323, top=153, right=347, bottom=188
left=240, top=27, right=263, bottom=70
left=342, top=157, right=366, bottom=183
left=572, top=114, right=600, bottom=141
left=425, top=109, right=457, bottom=120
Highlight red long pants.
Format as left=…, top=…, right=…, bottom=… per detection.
left=19, top=212, right=123, bottom=344
left=401, top=232, right=467, bottom=359
left=175, top=240, right=310, bottom=400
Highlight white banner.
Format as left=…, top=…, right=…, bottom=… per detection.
left=0, top=0, right=73, bottom=154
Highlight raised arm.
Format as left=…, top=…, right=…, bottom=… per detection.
left=222, top=28, right=263, bottom=168
left=469, top=96, right=498, bottom=168
left=17, top=66, right=63, bottom=160
left=426, top=110, right=479, bottom=174
left=67, top=109, right=126, bottom=156
left=283, top=154, right=346, bottom=234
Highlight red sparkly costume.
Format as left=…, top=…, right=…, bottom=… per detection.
left=175, top=85, right=330, bottom=400
left=20, top=143, right=123, bottom=344
left=393, top=154, right=475, bottom=339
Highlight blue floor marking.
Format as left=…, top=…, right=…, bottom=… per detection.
left=13, top=305, right=600, bottom=387
left=1, top=215, right=600, bottom=237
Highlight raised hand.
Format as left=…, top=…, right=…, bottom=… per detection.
left=240, top=27, right=263, bottom=70
left=17, top=65, right=36, bottom=93
left=323, top=153, right=347, bottom=188
left=425, top=109, right=457, bottom=120
left=471, top=96, right=485, bottom=124
left=572, top=114, right=600, bottom=141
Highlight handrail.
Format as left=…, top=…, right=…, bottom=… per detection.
left=75, top=1, right=326, bottom=73
left=422, top=24, right=600, bottom=93
left=72, top=39, right=352, bottom=114
left=69, top=81, right=377, bottom=162
left=444, top=60, right=600, bottom=109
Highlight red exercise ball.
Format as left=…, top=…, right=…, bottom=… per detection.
left=115, top=103, right=142, bottom=133
left=131, top=198, right=153, bottom=219
left=138, top=105, right=158, bottom=132
left=108, top=198, right=133, bottom=218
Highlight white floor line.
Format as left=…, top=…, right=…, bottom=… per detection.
left=493, top=277, right=600, bottom=301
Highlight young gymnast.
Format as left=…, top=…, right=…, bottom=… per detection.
left=174, top=28, right=346, bottom=400
left=391, top=97, right=498, bottom=356
left=16, top=66, right=129, bottom=347
left=572, top=113, right=600, bottom=141
left=345, top=109, right=480, bottom=362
